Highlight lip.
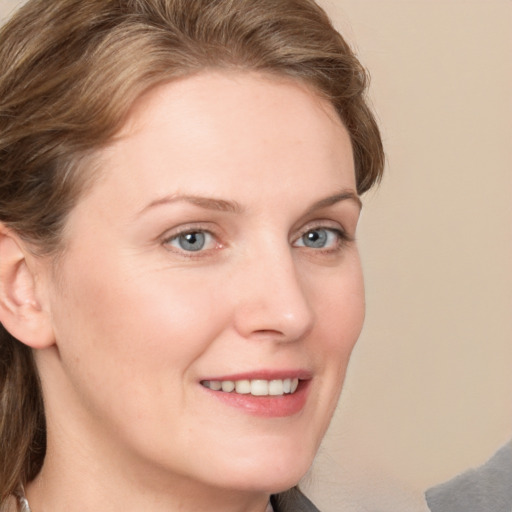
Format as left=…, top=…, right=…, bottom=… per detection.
left=200, top=369, right=312, bottom=382
left=199, top=369, right=312, bottom=418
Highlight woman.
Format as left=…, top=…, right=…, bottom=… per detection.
left=0, top=0, right=384, bottom=511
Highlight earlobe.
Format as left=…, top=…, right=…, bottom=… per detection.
left=0, top=226, right=55, bottom=349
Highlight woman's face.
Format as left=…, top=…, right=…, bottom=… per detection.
left=41, top=72, right=364, bottom=495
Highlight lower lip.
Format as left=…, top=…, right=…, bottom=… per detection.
left=201, top=380, right=310, bottom=418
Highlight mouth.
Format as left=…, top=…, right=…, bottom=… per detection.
left=199, top=371, right=311, bottom=417
left=201, top=378, right=300, bottom=396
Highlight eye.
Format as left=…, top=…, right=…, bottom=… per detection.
left=165, top=230, right=216, bottom=252
left=294, top=227, right=343, bottom=249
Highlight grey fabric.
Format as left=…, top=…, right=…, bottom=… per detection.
left=272, top=488, right=321, bottom=512
left=426, top=440, right=512, bottom=512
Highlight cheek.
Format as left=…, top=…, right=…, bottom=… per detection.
left=308, top=254, right=365, bottom=400
left=312, top=254, right=365, bottom=348
left=50, top=256, right=229, bottom=408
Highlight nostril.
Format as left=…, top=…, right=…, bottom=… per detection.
left=250, top=329, right=287, bottom=340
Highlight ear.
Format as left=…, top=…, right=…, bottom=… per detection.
left=0, top=225, right=55, bottom=349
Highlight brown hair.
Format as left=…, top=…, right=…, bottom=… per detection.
left=0, top=0, right=384, bottom=502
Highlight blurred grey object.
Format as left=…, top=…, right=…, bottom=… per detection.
left=426, top=441, right=512, bottom=512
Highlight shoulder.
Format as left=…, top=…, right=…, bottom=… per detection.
left=271, top=487, right=321, bottom=512
left=425, top=440, right=512, bottom=512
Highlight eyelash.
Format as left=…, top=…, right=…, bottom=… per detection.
left=161, top=223, right=352, bottom=257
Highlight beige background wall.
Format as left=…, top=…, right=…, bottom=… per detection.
left=1, top=1, right=510, bottom=511
left=0, top=0, right=18, bottom=22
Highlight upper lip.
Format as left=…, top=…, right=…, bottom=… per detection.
left=200, top=369, right=312, bottom=381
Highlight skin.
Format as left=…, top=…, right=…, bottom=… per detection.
left=20, top=72, right=365, bottom=512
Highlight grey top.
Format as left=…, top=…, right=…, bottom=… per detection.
left=426, top=440, right=512, bottom=512
left=272, top=488, right=321, bottom=512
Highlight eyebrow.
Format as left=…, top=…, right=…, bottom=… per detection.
left=137, top=189, right=361, bottom=217
left=138, top=194, right=244, bottom=216
left=304, top=190, right=362, bottom=214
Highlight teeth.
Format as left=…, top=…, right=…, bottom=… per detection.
left=235, top=380, right=251, bottom=394
left=268, top=379, right=283, bottom=396
left=202, top=378, right=300, bottom=396
left=221, top=381, right=235, bottom=392
left=251, top=380, right=269, bottom=396
left=209, top=380, right=222, bottom=391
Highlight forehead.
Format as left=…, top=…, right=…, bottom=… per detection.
left=123, top=70, right=342, bottom=130
left=79, top=71, right=355, bottom=217
left=117, top=71, right=348, bottom=150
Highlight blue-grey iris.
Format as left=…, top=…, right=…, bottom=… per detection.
left=302, top=229, right=328, bottom=248
left=178, top=232, right=206, bottom=251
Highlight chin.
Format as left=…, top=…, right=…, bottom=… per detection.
left=220, top=468, right=308, bottom=496
left=207, top=442, right=317, bottom=495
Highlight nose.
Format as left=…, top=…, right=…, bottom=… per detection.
left=231, top=244, right=315, bottom=343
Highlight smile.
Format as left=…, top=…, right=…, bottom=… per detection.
left=201, top=378, right=300, bottom=396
